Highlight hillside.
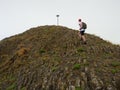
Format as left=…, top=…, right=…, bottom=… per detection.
left=0, top=25, right=120, bottom=90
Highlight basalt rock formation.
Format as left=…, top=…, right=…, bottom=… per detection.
left=0, top=25, right=120, bottom=90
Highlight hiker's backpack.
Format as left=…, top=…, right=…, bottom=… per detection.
left=82, top=22, right=87, bottom=29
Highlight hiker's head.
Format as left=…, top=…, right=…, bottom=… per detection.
left=78, top=19, right=81, bottom=22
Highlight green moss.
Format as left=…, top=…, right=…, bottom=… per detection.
left=39, top=49, right=46, bottom=54
left=21, top=87, right=26, bottom=90
left=77, top=47, right=85, bottom=53
left=75, top=86, right=82, bottom=90
left=6, top=83, right=16, bottom=90
left=8, top=75, right=16, bottom=81
left=51, top=66, right=58, bottom=72
left=73, top=64, right=81, bottom=70
left=111, top=69, right=119, bottom=74
left=111, top=62, right=120, bottom=67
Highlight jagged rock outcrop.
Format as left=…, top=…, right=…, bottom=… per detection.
left=0, top=25, right=120, bottom=90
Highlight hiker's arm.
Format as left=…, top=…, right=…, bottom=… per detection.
left=79, top=23, right=83, bottom=30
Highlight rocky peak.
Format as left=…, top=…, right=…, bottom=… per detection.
left=0, top=25, right=120, bottom=90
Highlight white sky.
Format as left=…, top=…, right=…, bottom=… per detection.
left=0, top=0, right=120, bottom=44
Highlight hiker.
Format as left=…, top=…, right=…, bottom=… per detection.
left=78, top=19, right=87, bottom=44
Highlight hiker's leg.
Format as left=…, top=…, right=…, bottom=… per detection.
left=80, top=31, right=85, bottom=41
left=81, top=35, right=86, bottom=42
left=78, top=32, right=82, bottom=39
left=81, top=35, right=87, bottom=44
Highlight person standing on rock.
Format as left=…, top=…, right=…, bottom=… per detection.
left=78, top=19, right=87, bottom=44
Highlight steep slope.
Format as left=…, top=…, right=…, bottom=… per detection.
left=0, top=25, right=120, bottom=90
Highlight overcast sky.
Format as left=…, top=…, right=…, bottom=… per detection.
left=0, top=0, right=120, bottom=44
